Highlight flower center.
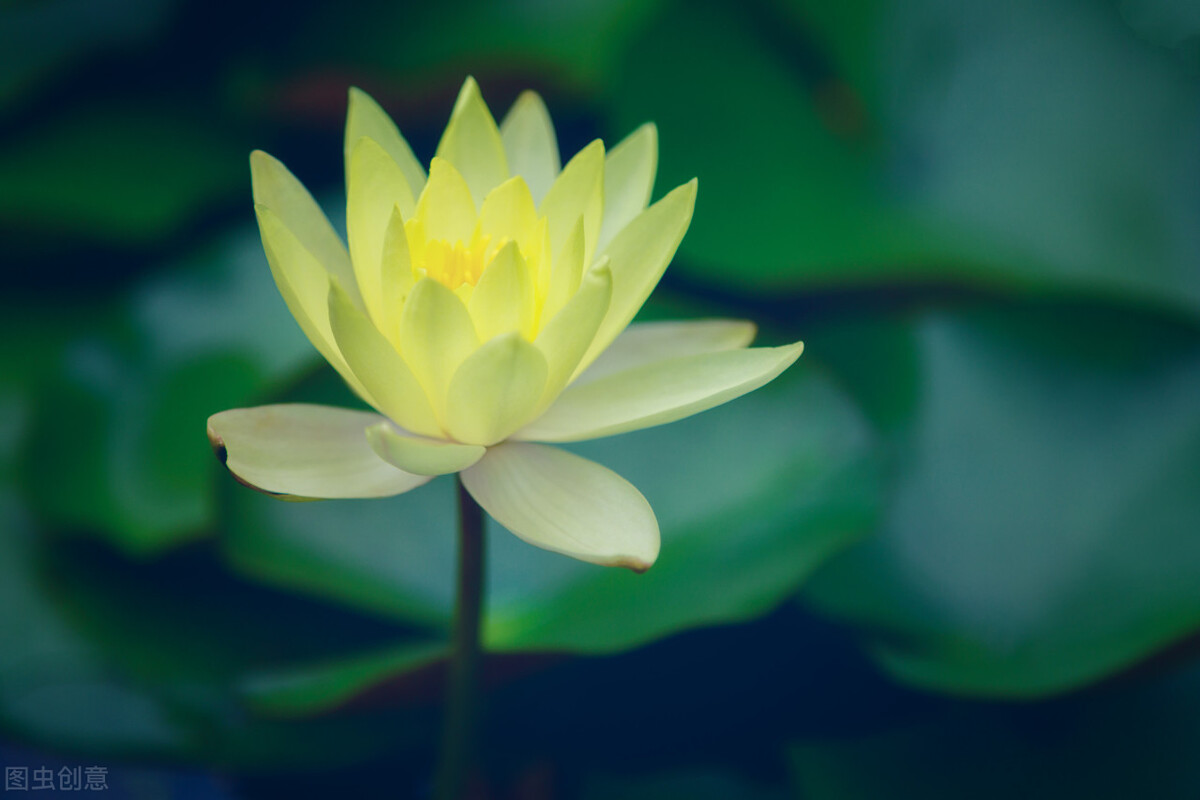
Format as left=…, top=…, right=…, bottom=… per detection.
left=404, top=218, right=519, bottom=292
left=422, top=236, right=490, bottom=289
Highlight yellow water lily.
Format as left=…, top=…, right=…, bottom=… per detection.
left=207, top=78, right=803, bottom=572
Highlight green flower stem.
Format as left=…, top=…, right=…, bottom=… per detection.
left=433, top=475, right=486, bottom=800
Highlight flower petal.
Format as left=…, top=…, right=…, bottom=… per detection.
left=518, top=341, right=804, bottom=442
left=543, top=216, right=585, bottom=324
left=598, top=123, right=657, bottom=251
left=577, top=179, right=698, bottom=375
left=250, top=150, right=360, bottom=308
left=346, top=136, right=417, bottom=325
left=500, top=90, right=560, bottom=205
left=445, top=332, right=548, bottom=445
left=534, top=261, right=612, bottom=408
left=254, top=204, right=373, bottom=404
left=414, top=157, right=478, bottom=244
left=575, top=318, right=757, bottom=386
left=207, top=404, right=429, bottom=500
left=365, top=422, right=485, bottom=476
left=379, top=205, right=416, bottom=344
left=434, top=76, right=509, bottom=206
left=345, top=87, right=426, bottom=199
left=467, top=241, right=535, bottom=342
left=539, top=139, right=604, bottom=270
left=398, top=277, right=480, bottom=417
left=462, top=442, right=658, bottom=571
left=479, top=175, right=539, bottom=248
left=327, top=280, right=442, bottom=438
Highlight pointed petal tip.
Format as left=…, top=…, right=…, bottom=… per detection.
left=581, top=138, right=606, bottom=158
left=452, top=75, right=484, bottom=111
left=206, top=418, right=227, bottom=464
left=515, top=89, right=545, bottom=106
left=612, top=553, right=656, bottom=573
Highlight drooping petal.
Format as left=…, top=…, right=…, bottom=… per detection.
left=577, top=179, right=698, bottom=375
left=467, top=241, right=535, bottom=342
left=414, top=158, right=478, bottom=244
left=398, top=277, right=480, bottom=417
left=478, top=175, right=539, bottom=248
left=254, top=204, right=373, bottom=404
left=207, top=404, right=429, bottom=500
left=598, top=123, right=657, bottom=251
left=538, top=139, right=604, bottom=269
left=500, top=90, right=560, bottom=205
left=518, top=341, right=804, bottom=442
left=462, top=442, right=658, bottom=571
left=250, top=150, right=361, bottom=308
left=445, top=332, right=548, bottom=445
left=345, top=87, right=427, bottom=199
left=346, top=136, right=417, bottom=324
left=534, top=261, right=611, bottom=408
left=365, top=422, right=485, bottom=476
left=327, top=281, right=442, bottom=438
left=574, top=318, right=756, bottom=386
left=434, top=76, right=509, bottom=206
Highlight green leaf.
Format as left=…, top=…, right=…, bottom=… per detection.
left=0, top=491, right=423, bottom=765
left=788, top=663, right=1200, bottom=799
left=0, top=0, right=177, bottom=109
left=0, top=106, right=243, bottom=243
left=611, top=0, right=1200, bottom=316
left=220, top=361, right=879, bottom=711
left=286, top=0, right=666, bottom=85
left=21, top=229, right=317, bottom=554
left=582, top=767, right=789, bottom=800
left=804, top=303, right=1200, bottom=696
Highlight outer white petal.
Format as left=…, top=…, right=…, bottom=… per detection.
left=250, top=150, right=361, bottom=309
left=434, top=76, right=509, bottom=205
left=345, top=87, right=427, bottom=199
left=598, top=123, right=657, bottom=251
left=577, top=179, right=698, bottom=376
left=462, top=443, right=659, bottom=571
left=500, top=90, right=560, bottom=205
left=365, top=422, right=485, bottom=477
left=517, top=341, right=804, bottom=442
left=207, top=405, right=430, bottom=500
left=573, top=319, right=757, bottom=386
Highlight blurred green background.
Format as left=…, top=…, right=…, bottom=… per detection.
left=3, top=0, right=1200, bottom=796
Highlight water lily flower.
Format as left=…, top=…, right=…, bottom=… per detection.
left=207, top=78, right=803, bottom=572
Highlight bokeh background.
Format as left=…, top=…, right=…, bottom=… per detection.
left=3, top=0, right=1200, bottom=796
